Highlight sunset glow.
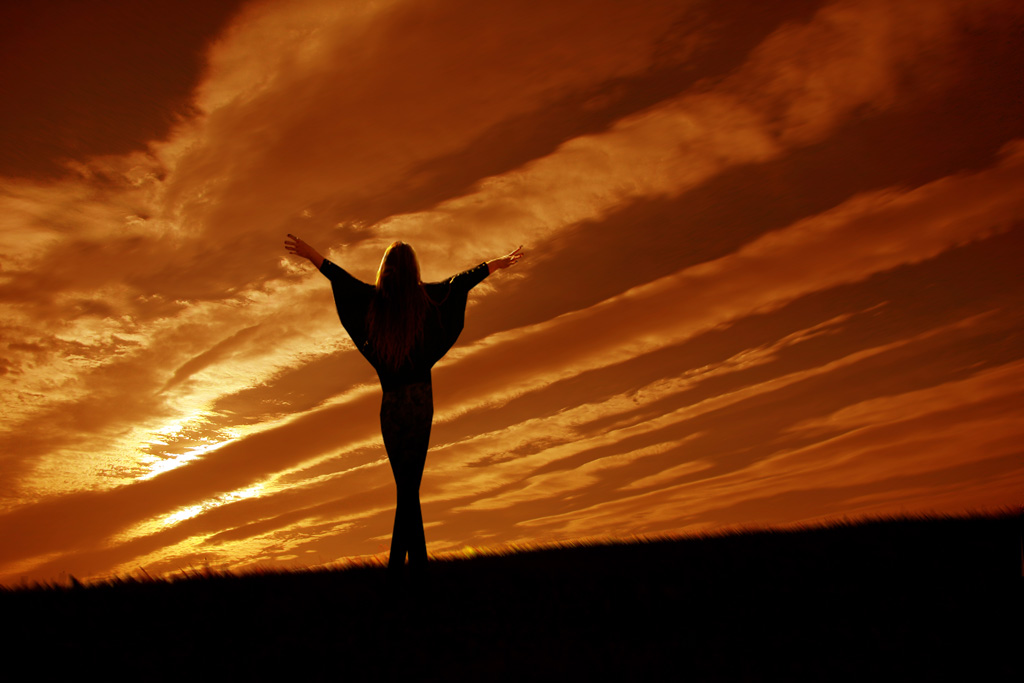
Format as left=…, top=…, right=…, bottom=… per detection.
left=1, top=0, right=1022, bottom=585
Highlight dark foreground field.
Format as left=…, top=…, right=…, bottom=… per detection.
left=4, top=514, right=1020, bottom=681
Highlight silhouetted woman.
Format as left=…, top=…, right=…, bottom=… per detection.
left=285, top=234, right=523, bottom=578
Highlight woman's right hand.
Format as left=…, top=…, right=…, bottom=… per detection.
left=488, top=245, right=524, bottom=273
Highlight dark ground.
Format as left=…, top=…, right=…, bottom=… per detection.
left=3, top=513, right=1020, bottom=681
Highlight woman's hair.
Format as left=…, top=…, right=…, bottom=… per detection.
left=368, top=241, right=430, bottom=370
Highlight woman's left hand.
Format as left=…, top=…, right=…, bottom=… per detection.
left=285, top=234, right=325, bottom=269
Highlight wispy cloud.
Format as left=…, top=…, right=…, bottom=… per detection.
left=1, top=0, right=1022, bottom=583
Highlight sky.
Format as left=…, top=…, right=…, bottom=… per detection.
left=1, top=0, right=1022, bottom=585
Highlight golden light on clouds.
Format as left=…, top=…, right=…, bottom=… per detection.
left=1, top=0, right=1022, bottom=584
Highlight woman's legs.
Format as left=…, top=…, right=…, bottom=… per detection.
left=380, top=382, right=433, bottom=575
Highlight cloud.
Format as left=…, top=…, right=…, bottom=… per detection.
left=695, top=359, right=1024, bottom=513
left=156, top=0, right=693, bottom=252
left=10, top=136, right=1009, bottom=575
left=429, top=140, right=1024, bottom=421
left=2, top=0, right=1023, bottom=583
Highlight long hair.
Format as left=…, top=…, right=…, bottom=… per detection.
left=367, top=241, right=430, bottom=371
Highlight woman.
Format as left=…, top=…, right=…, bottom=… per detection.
left=284, top=234, right=523, bottom=577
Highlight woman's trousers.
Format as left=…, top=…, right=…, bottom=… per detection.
left=380, top=382, right=433, bottom=574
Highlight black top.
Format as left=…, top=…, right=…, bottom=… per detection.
left=320, top=258, right=490, bottom=391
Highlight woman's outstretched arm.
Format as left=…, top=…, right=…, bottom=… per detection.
left=284, top=234, right=325, bottom=270
left=486, top=245, right=524, bottom=275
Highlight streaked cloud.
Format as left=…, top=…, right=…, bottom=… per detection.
left=1, top=0, right=1021, bottom=583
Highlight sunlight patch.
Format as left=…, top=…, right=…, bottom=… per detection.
left=138, top=412, right=241, bottom=480
left=157, top=483, right=267, bottom=530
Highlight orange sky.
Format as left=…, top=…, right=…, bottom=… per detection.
left=1, top=0, right=1022, bottom=585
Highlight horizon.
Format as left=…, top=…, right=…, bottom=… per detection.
left=8, top=508, right=1016, bottom=589
left=2, top=0, right=1023, bottom=586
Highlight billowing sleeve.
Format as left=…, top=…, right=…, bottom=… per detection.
left=420, top=263, right=489, bottom=366
left=319, top=258, right=374, bottom=349
left=320, top=258, right=364, bottom=290
left=447, top=262, right=490, bottom=294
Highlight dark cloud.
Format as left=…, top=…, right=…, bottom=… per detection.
left=162, top=323, right=263, bottom=392
left=0, top=0, right=248, bottom=177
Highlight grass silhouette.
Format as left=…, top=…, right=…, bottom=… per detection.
left=3, top=512, right=1019, bottom=680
